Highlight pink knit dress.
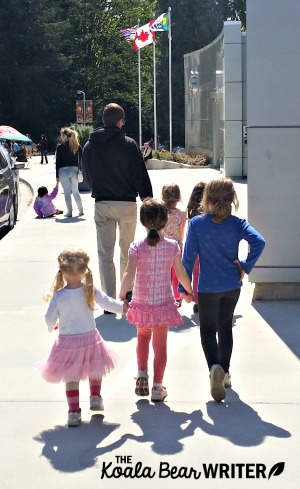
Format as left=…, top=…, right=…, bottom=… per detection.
left=127, top=238, right=183, bottom=328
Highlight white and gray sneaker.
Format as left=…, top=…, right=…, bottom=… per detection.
left=90, top=395, right=104, bottom=411
left=68, top=411, right=81, bottom=427
left=224, top=372, right=232, bottom=388
left=210, top=364, right=226, bottom=402
left=151, top=386, right=168, bottom=402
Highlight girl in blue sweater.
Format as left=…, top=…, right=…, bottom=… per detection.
left=179, top=178, right=265, bottom=402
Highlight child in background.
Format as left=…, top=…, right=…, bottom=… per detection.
left=179, top=178, right=265, bottom=403
left=119, top=198, right=193, bottom=402
left=161, top=184, right=186, bottom=306
left=186, top=182, right=206, bottom=314
left=33, top=184, right=63, bottom=218
left=36, top=248, right=127, bottom=427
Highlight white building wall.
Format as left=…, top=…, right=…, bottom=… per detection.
left=223, top=22, right=243, bottom=177
left=247, top=0, right=300, bottom=296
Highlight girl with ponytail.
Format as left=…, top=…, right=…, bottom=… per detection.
left=55, top=127, right=84, bottom=217
left=36, top=248, right=127, bottom=427
left=119, top=198, right=193, bottom=402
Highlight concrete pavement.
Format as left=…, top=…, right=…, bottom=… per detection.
left=0, top=156, right=299, bottom=488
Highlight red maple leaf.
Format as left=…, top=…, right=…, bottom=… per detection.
left=137, top=29, right=150, bottom=43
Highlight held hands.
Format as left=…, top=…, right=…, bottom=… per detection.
left=233, top=259, right=245, bottom=282
left=180, top=291, right=193, bottom=304
left=121, top=300, right=129, bottom=314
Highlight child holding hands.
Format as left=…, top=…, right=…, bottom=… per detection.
left=119, top=198, right=193, bottom=402
left=161, top=184, right=187, bottom=305
left=33, top=183, right=63, bottom=218
left=36, top=248, right=127, bottom=427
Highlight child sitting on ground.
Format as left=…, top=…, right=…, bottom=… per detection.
left=33, top=184, right=63, bottom=218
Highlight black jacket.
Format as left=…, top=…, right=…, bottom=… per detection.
left=55, top=141, right=82, bottom=178
left=82, top=126, right=153, bottom=202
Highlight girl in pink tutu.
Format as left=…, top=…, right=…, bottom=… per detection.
left=36, top=248, right=127, bottom=427
left=119, top=198, right=193, bottom=402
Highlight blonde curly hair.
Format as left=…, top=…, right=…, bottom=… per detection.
left=46, top=248, right=96, bottom=309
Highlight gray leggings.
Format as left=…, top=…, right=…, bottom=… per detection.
left=198, top=288, right=240, bottom=373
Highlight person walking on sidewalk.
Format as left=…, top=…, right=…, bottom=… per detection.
left=161, top=183, right=187, bottom=307
left=179, top=178, right=265, bottom=403
left=36, top=248, right=127, bottom=427
left=185, top=181, right=206, bottom=314
left=55, top=127, right=84, bottom=217
left=82, top=103, right=153, bottom=306
left=39, top=134, right=48, bottom=164
left=119, top=198, right=193, bottom=402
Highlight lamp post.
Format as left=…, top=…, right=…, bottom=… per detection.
left=77, top=90, right=86, bottom=125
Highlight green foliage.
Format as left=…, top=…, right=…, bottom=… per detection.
left=0, top=1, right=246, bottom=149
left=153, top=151, right=207, bottom=166
left=72, top=124, right=94, bottom=147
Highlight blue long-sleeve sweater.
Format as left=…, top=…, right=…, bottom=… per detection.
left=179, top=213, right=265, bottom=294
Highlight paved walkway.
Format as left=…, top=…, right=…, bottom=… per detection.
left=0, top=156, right=299, bottom=488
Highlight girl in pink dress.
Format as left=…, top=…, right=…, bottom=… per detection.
left=161, top=184, right=187, bottom=306
left=119, top=198, right=193, bottom=402
left=36, top=248, right=126, bottom=427
left=186, top=182, right=206, bottom=314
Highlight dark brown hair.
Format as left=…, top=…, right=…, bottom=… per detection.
left=187, top=181, right=206, bottom=219
left=103, top=103, right=125, bottom=126
left=140, top=198, right=168, bottom=246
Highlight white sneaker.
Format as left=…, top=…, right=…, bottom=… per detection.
left=224, top=372, right=232, bottom=388
left=90, top=395, right=104, bottom=411
left=68, top=411, right=81, bottom=427
left=210, top=364, right=226, bottom=402
left=151, top=386, right=168, bottom=402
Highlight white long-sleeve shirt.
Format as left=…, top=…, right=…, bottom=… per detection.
left=45, top=285, right=123, bottom=335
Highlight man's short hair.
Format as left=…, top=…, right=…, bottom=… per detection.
left=103, top=103, right=125, bottom=126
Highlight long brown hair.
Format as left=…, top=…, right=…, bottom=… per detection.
left=187, top=181, right=206, bottom=219
left=140, top=198, right=168, bottom=246
left=201, top=178, right=239, bottom=223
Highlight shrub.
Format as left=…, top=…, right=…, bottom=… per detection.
left=152, top=150, right=208, bottom=166
left=71, top=124, right=94, bottom=147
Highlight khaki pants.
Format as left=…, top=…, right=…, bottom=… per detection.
left=94, top=201, right=137, bottom=298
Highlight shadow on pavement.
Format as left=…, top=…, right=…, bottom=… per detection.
left=33, top=390, right=291, bottom=473
left=96, top=314, right=136, bottom=342
left=33, top=415, right=120, bottom=472
left=95, top=400, right=204, bottom=456
left=202, top=389, right=291, bottom=447
left=252, top=301, right=300, bottom=359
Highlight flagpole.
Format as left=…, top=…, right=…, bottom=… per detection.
left=168, top=6, right=172, bottom=152
left=153, top=16, right=157, bottom=151
left=138, top=19, right=142, bottom=148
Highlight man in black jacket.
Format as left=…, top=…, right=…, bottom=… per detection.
left=82, top=103, right=153, bottom=302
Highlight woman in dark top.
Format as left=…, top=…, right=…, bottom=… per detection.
left=55, top=128, right=84, bottom=217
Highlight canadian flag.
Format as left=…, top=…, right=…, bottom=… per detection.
left=133, top=20, right=155, bottom=50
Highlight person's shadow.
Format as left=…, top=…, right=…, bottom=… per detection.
left=200, top=389, right=291, bottom=446
left=96, top=314, right=136, bottom=342
left=33, top=414, right=120, bottom=472
left=96, top=400, right=204, bottom=456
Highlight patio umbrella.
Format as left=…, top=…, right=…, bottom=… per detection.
left=0, top=125, right=21, bottom=135
left=0, top=132, right=31, bottom=142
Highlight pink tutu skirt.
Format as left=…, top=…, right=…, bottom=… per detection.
left=36, top=329, right=118, bottom=383
left=127, top=300, right=183, bottom=328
